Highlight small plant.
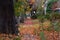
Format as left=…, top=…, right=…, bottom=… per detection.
left=13, top=36, right=21, bottom=40
left=52, top=21, right=60, bottom=32
left=40, top=31, right=46, bottom=40
left=52, top=13, right=60, bottom=20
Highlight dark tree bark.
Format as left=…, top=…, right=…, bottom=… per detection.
left=16, top=0, right=18, bottom=2
left=0, top=0, right=18, bottom=35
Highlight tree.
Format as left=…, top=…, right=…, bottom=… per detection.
left=0, top=0, right=18, bottom=35
left=14, top=0, right=32, bottom=17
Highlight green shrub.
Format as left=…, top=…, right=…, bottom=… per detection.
left=40, top=31, right=46, bottom=40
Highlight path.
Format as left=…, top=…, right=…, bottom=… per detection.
left=19, top=18, right=60, bottom=40
left=19, top=18, right=40, bottom=40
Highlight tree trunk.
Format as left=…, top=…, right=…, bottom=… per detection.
left=0, top=0, right=18, bottom=35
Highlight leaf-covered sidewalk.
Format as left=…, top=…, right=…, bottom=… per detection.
left=19, top=18, right=40, bottom=40
left=19, top=18, right=60, bottom=40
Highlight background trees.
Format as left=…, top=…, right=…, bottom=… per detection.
left=14, top=0, right=31, bottom=17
